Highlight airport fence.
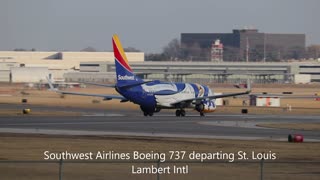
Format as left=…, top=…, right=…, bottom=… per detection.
left=0, top=160, right=319, bottom=180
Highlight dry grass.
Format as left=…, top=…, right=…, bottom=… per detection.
left=257, top=123, right=320, bottom=131
left=1, top=84, right=319, bottom=179
left=0, top=134, right=319, bottom=180
left=215, top=105, right=320, bottom=115
left=0, top=109, right=81, bottom=116
left=0, top=87, right=139, bottom=111
left=0, top=85, right=320, bottom=115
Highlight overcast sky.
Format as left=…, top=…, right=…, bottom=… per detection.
left=1, top=0, right=319, bottom=53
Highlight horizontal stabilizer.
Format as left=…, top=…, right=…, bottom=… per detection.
left=117, top=80, right=154, bottom=88
left=80, top=82, right=115, bottom=88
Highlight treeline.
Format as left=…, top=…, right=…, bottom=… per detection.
left=145, top=39, right=320, bottom=62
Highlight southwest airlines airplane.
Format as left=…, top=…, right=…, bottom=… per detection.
left=48, top=35, right=251, bottom=117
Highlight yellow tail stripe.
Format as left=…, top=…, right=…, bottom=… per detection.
left=113, top=34, right=129, bottom=66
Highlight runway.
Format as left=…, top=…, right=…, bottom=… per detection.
left=0, top=106, right=319, bottom=141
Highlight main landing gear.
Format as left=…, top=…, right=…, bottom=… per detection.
left=175, top=109, right=186, bottom=117
left=175, top=109, right=205, bottom=117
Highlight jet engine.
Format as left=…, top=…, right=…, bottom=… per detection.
left=195, top=100, right=216, bottom=113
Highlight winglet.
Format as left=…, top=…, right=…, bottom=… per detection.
left=46, top=76, right=58, bottom=91
left=246, top=79, right=252, bottom=93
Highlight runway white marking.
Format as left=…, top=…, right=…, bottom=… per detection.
left=155, top=114, right=250, bottom=117
left=0, top=128, right=319, bottom=142
left=83, top=113, right=125, bottom=117
left=156, top=114, right=320, bottom=120
left=198, top=121, right=270, bottom=129
left=242, top=115, right=318, bottom=120
left=1, top=120, right=195, bottom=126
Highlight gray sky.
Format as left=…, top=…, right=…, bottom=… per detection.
left=1, top=0, right=319, bottom=53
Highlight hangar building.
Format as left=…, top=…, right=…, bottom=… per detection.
left=65, top=61, right=320, bottom=84
left=0, top=51, right=144, bottom=82
left=0, top=51, right=144, bottom=70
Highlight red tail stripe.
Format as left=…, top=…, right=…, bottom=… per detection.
left=112, top=39, right=132, bottom=72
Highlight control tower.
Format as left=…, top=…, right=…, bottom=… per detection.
left=211, top=39, right=223, bottom=62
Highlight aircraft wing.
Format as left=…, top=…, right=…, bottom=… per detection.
left=56, top=91, right=126, bottom=100
left=171, top=79, right=252, bottom=106
left=81, top=81, right=154, bottom=88
left=171, top=90, right=251, bottom=106
left=46, top=77, right=127, bottom=101
left=249, top=94, right=320, bottom=99
left=80, top=82, right=115, bottom=88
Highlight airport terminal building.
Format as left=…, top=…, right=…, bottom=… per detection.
left=1, top=51, right=319, bottom=84
left=66, top=61, right=320, bottom=84
left=181, top=29, right=306, bottom=61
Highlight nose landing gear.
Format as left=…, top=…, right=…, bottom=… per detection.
left=141, top=106, right=154, bottom=116
left=143, top=111, right=154, bottom=116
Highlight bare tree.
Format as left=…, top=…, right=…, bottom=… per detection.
left=81, top=47, right=97, bottom=52
left=223, top=46, right=241, bottom=62
left=13, top=48, right=36, bottom=51
left=307, top=45, right=320, bottom=59
left=145, top=53, right=167, bottom=61
left=124, top=47, right=141, bottom=52
left=285, top=46, right=306, bottom=60
left=163, top=38, right=181, bottom=61
left=185, top=42, right=202, bottom=61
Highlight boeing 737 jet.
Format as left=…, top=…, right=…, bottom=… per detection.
left=48, top=35, right=251, bottom=116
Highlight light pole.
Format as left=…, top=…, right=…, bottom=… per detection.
left=263, top=34, right=266, bottom=62
left=246, top=37, right=249, bottom=63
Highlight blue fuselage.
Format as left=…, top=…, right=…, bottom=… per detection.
left=117, top=81, right=213, bottom=112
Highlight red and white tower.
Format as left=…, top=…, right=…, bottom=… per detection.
left=211, top=39, right=223, bottom=62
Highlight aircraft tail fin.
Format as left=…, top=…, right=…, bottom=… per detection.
left=112, top=35, right=143, bottom=87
